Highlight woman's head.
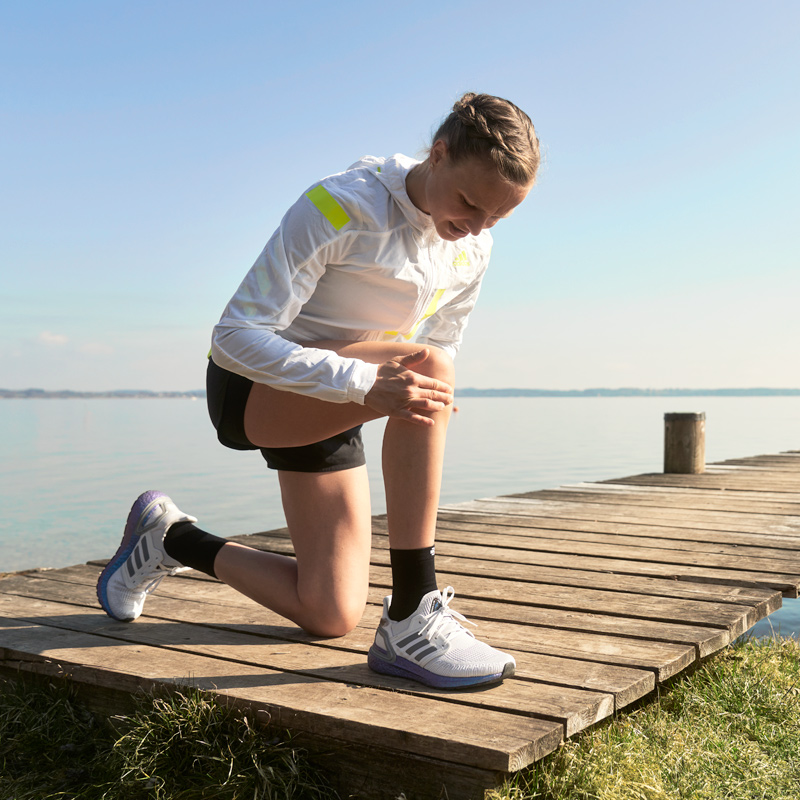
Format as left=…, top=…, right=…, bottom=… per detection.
left=431, top=92, right=540, bottom=187
left=406, top=93, right=539, bottom=241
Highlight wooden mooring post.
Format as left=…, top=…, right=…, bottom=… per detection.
left=664, top=412, right=705, bottom=474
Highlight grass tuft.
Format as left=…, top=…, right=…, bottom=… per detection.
left=111, top=688, right=333, bottom=799
left=489, top=636, right=800, bottom=800
left=0, top=678, right=335, bottom=799
left=0, top=676, right=119, bottom=799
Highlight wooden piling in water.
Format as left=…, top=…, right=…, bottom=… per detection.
left=664, top=412, right=705, bottom=474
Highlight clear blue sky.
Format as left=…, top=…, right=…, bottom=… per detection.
left=2, top=0, right=798, bottom=391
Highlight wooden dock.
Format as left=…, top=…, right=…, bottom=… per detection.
left=2, top=450, right=800, bottom=799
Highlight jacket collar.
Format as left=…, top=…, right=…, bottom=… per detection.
left=354, top=154, right=435, bottom=236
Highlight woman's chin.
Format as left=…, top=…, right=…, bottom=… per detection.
left=437, top=222, right=468, bottom=241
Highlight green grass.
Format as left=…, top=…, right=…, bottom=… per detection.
left=0, top=679, right=334, bottom=799
left=1, top=637, right=798, bottom=799
left=490, top=636, right=800, bottom=800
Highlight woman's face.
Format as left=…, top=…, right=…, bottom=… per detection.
left=418, top=140, right=533, bottom=242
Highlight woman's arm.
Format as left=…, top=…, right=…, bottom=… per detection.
left=211, top=188, right=379, bottom=404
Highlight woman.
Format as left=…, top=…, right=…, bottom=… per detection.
left=97, top=92, right=540, bottom=689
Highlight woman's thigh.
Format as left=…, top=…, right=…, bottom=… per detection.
left=243, top=339, right=446, bottom=448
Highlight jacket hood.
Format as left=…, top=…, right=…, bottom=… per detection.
left=350, top=154, right=434, bottom=236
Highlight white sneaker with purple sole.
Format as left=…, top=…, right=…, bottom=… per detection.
left=367, top=586, right=515, bottom=689
left=96, top=490, right=196, bottom=622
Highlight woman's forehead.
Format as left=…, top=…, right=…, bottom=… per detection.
left=452, top=157, right=532, bottom=214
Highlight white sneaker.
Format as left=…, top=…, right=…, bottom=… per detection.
left=96, top=491, right=196, bottom=622
left=367, top=587, right=515, bottom=688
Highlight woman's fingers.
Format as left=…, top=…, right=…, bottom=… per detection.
left=365, top=354, right=454, bottom=424
left=392, top=407, right=437, bottom=427
left=396, top=352, right=454, bottom=401
left=394, top=350, right=453, bottom=400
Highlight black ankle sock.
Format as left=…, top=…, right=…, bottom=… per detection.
left=388, top=546, right=438, bottom=621
left=163, top=521, right=227, bottom=579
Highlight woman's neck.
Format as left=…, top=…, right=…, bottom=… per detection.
left=405, top=160, right=431, bottom=215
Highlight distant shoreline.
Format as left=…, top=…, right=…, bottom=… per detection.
left=457, top=388, right=800, bottom=397
left=2, top=387, right=799, bottom=399
left=0, top=389, right=207, bottom=399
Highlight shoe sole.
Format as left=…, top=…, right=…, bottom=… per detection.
left=96, top=490, right=167, bottom=621
left=367, top=646, right=515, bottom=689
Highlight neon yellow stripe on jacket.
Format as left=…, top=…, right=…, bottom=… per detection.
left=305, top=185, right=351, bottom=231
left=385, top=289, right=446, bottom=340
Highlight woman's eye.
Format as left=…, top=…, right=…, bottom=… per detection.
left=461, top=197, right=476, bottom=209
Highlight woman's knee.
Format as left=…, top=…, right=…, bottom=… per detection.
left=296, top=579, right=367, bottom=637
left=415, top=345, right=455, bottom=384
left=301, top=598, right=366, bottom=638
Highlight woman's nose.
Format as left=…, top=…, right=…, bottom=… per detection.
left=467, top=212, right=489, bottom=235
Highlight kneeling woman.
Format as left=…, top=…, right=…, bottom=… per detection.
left=97, top=92, right=540, bottom=689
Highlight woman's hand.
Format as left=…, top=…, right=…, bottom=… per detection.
left=364, top=349, right=454, bottom=426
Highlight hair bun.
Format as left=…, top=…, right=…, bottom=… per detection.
left=431, top=92, right=540, bottom=184
left=454, top=93, right=492, bottom=139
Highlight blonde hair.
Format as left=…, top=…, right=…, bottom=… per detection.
left=432, top=92, right=540, bottom=185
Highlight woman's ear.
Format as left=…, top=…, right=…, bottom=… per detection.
left=429, top=138, right=448, bottom=169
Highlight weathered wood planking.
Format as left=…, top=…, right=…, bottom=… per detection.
left=1, top=449, right=799, bottom=799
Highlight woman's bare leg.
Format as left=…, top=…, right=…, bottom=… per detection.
left=243, top=340, right=454, bottom=551
left=381, top=349, right=453, bottom=549
left=214, top=466, right=372, bottom=637
left=214, top=340, right=454, bottom=635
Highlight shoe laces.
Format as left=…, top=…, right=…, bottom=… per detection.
left=419, top=586, right=477, bottom=645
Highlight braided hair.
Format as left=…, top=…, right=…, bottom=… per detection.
left=432, top=93, right=540, bottom=185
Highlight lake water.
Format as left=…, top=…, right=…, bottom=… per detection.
left=2, top=396, right=798, bottom=638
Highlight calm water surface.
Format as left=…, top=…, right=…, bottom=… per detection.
left=2, top=396, right=798, bottom=637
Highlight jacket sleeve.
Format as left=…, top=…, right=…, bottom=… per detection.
left=210, top=191, right=379, bottom=404
left=414, top=272, right=485, bottom=359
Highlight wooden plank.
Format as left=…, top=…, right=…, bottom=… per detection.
left=387, top=530, right=784, bottom=611
left=376, top=540, right=800, bottom=600
left=1, top=567, right=730, bottom=668
left=559, top=481, right=800, bottom=503
left=0, top=588, right=615, bottom=739
left=0, top=572, right=655, bottom=710
left=428, top=518, right=800, bottom=572
left=0, top=620, right=561, bottom=772
left=495, top=651, right=653, bottom=711
left=372, top=521, right=800, bottom=581
left=445, top=496, right=800, bottom=533
left=604, top=473, right=800, bottom=493
left=3, top=567, right=696, bottom=683
left=373, top=563, right=762, bottom=630
left=5, top=560, right=753, bottom=644
left=428, top=559, right=781, bottom=620
left=705, top=462, right=800, bottom=471
left=451, top=614, right=691, bottom=683
left=429, top=531, right=800, bottom=580
left=713, top=455, right=800, bottom=470
left=231, top=522, right=793, bottom=607
left=433, top=512, right=800, bottom=552
left=2, top=562, right=732, bottom=659
left=519, top=488, right=800, bottom=517
left=442, top=498, right=800, bottom=538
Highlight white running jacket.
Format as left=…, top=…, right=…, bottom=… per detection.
left=211, top=154, right=492, bottom=404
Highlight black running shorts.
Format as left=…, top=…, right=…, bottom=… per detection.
left=206, top=358, right=365, bottom=473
